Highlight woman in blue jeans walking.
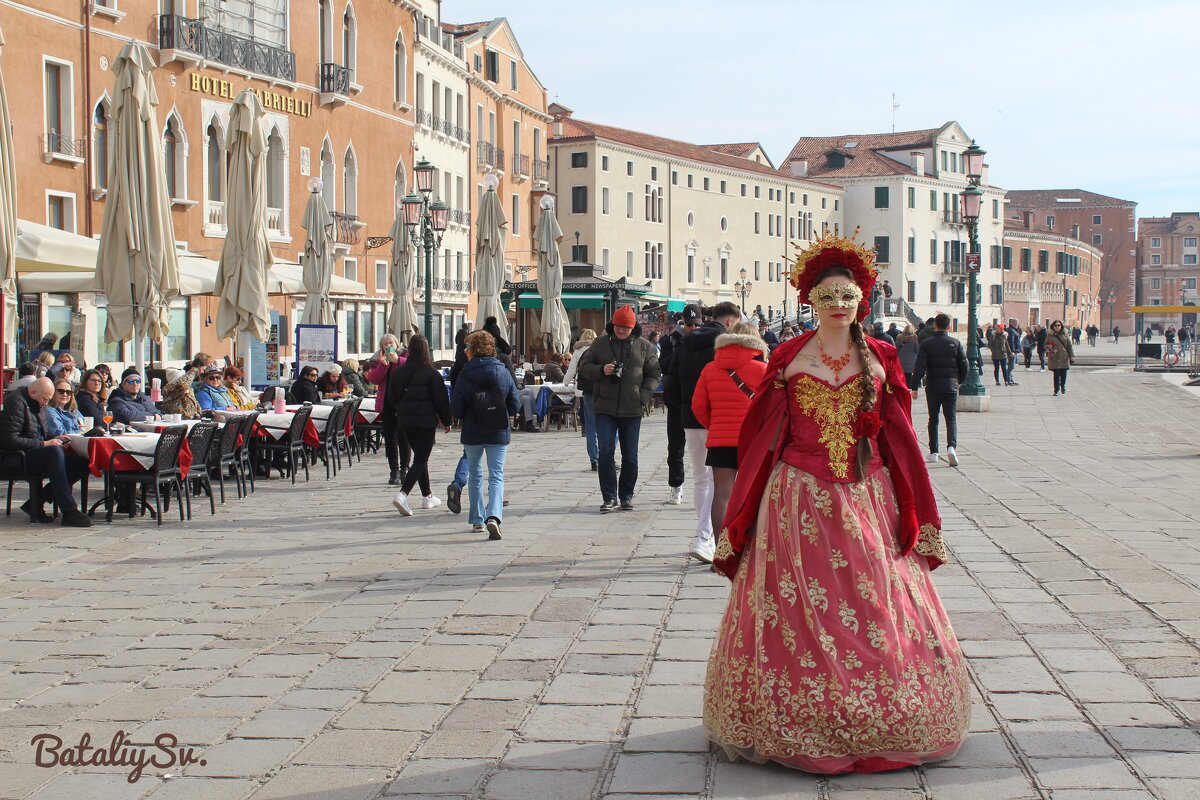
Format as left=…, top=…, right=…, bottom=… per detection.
left=450, top=331, right=520, bottom=540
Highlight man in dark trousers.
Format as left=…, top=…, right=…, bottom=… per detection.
left=910, top=313, right=968, bottom=468
left=660, top=305, right=701, bottom=507
left=665, top=301, right=741, bottom=563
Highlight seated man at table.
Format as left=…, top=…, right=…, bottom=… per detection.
left=0, top=377, right=92, bottom=527
left=108, top=368, right=161, bottom=426
left=290, top=366, right=322, bottom=404
left=196, top=366, right=238, bottom=411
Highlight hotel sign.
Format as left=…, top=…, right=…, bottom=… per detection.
left=189, top=73, right=313, bottom=117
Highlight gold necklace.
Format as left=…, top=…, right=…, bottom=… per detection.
left=817, top=333, right=852, bottom=383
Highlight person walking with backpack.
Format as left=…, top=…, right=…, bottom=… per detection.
left=390, top=336, right=453, bottom=516
left=690, top=323, right=768, bottom=539
left=579, top=305, right=662, bottom=513
left=450, top=331, right=520, bottom=540
left=911, top=313, right=969, bottom=466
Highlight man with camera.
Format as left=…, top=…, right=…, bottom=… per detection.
left=579, top=305, right=662, bottom=512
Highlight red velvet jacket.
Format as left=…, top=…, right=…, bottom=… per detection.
left=712, top=329, right=946, bottom=579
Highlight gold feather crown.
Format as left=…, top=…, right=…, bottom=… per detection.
left=787, top=228, right=879, bottom=320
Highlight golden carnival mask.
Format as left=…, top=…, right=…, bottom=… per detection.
left=809, top=281, right=863, bottom=310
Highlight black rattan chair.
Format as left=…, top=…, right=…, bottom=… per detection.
left=208, top=415, right=244, bottom=503
left=256, top=405, right=312, bottom=484
left=312, top=401, right=348, bottom=480
left=233, top=411, right=259, bottom=495
left=184, top=421, right=219, bottom=518
left=104, top=425, right=188, bottom=526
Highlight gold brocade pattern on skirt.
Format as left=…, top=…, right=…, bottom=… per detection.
left=703, top=463, right=971, bottom=774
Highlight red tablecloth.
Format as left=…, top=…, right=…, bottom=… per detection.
left=252, top=418, right=321, bottom=448
left=80, top=436, right=193, bottom=479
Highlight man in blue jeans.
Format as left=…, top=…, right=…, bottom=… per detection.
left=578, top=306, right=662, bottom=512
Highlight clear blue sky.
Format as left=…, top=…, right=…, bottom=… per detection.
left=444, top=0, right=1198, bottom=218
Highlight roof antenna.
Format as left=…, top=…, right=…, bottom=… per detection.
left=891, top=92, right=900, bottom=133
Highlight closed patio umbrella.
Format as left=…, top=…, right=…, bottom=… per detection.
left=93, top=41, right=180, bottom=374
left=474, top=173, right=508, bottom=339
left=0, top=25, right=17, bottom=377
left=299, top=181, right=335, bottom=325
left=386, top=208, right=418, bottom=339
left=214, top=89, right=272, bottom=376
left=535, top=196, right=571, bottom=354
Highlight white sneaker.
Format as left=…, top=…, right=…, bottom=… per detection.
left=667, top=486, right=684, bottom=505
left=1040, top=366, right=1046, bottom=372
left=421, top=495, right=441, bottom=510
left=688, top=538, right=715, bottom=564
left=925, top=452, right=940, bottom=464
left=946, top=447, right=959, bottom=467
left=392, top=492, right=413, bottom=516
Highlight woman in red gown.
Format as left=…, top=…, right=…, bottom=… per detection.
left=703, top=232, right=970, bottom=774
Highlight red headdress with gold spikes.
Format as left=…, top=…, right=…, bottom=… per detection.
left=788, top=228, right=879, bottom=321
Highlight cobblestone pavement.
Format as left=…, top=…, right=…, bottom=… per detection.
left=1, top=365, right=1198, bottom=799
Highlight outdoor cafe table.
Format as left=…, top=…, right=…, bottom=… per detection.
left=320, top=397, right=380, bottom=426
left=67, top=432, right=193, bottom=479
left=247, top=409, right=321, bottom=448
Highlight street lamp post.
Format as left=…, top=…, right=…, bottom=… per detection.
left=402, top=158, right=450, bottom=344
left=1106, top=289, right=1117, bottom=338
left=733, top=267, right=753, bottom=314
left=959, top=141, right=987, bottom=401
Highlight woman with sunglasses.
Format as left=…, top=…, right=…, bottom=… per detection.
left=196, top=366, right=238, bottom=411
left=1045, top=319, right=1076, bottom=396
left=291, top=366, right=322, bottom=405
left=108, top=368, right=161, bottom=425
left=45, top=379, right=84, bottom=438
left=75, top=369, right=110, bottom=433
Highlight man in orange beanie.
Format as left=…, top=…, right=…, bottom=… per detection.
left=578, top=305, right=662, bottom=512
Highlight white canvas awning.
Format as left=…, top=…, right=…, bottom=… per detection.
left=15, top=220, right=101, bottom=273
left=266, top=261, right=365, bottom=296
left=20, top=252, right=218, bottom=296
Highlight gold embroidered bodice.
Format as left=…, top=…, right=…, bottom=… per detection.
left=782, top=373, right=882, bottom=482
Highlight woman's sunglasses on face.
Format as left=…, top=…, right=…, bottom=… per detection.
left=56, top=389, right=72, bottom=396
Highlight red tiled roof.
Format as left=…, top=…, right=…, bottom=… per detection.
left=780, top=127, right=943, bottom=179
left=1005, top=189, right=1137, bottom=209
left=552, top=117, right=838, bottom=187
left=443, top=21, right=490, bottom=36
left=702, top=143, right=761, bottom=158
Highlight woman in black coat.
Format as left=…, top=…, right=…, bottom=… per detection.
left=389, top=335, right=452, bottom=516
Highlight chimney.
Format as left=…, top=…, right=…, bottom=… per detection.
left=1023, top=211, right=1034, bottom=229
left=554, top=121, right=563, bottom=136
left=910, top=151, right=925, bottom=177
left=789, top=158, right=808, bottom=178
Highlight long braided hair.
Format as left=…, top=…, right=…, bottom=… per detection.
left=816, top=267, right=878, bottom=481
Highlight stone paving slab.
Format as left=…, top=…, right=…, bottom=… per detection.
left=0, top=367, right=1198, bottom=798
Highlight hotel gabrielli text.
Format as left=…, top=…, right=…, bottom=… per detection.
left=3, top=0, right=436, bottom=371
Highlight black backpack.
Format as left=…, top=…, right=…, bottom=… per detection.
left=472, top=375, right=510, bottom=434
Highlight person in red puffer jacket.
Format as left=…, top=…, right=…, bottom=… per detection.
left=692, top=322, right=770, bottom=536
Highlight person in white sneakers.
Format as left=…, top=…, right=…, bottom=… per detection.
left=389, top=335, right=453, bottom=516
left=909, top=313, right=967, bottom=468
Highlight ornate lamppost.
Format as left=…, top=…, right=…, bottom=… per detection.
left=1106, top=289, right=1117, bottom=338
left=401, top=158, right=450, bottom=343
left=734, top=267, right=753, bottom=313
left=959, top=141, right=987, bottom=400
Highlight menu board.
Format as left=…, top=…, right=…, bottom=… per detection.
left=295, top=323, right=338, bottom=378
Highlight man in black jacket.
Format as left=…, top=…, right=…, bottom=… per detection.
left=910, top=314, right=968, bottom=468
left=664, top=301, right=740, bottom=562
left=0, top=378, right=92, bottom=526
left=660, top=305, right=701, bottom=507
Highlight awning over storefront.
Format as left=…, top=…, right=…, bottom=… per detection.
left=15, top=220, right=102, bottom=273
left=517, top=291, right=606, bottom=310
left=266, top=261, right=365, bottom=296
left=21, top=253, right=218, bottom=296
left=641, top=293, right=686, bottom=312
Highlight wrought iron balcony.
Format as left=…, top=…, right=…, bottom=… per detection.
left=415, top=108, right=432, bottom=128
left=943, top=261, right=967, bottom=276
left=42, top=131, right=86, bottom=162
left=533, top=158, right=550, bottom=183
left=448, top=208, right=471, bottom=227
left=943, top=209, right=964, bottom=225
left=477, top=141, right=505, bottom=171
left=330, top=212, right=362, bottom=246
left=320, top=63, right=351, bottom=96
left=512, top=154, right=530, bottom=180
left=158, top=14, right=296, bottom=83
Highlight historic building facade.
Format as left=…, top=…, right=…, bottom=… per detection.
left=6, top=0, right=419, bottom=373
left=1001, top=215, right=1102, bottom=331
left=782, top=123, right=1005, bottom=331
left=1006, top=190, right=1137, bottom=336
left=1136, top=212, right=1200, bottom=333
left=547, top=106, right=843, bottom=316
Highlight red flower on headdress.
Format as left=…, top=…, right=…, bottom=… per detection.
left=852, top=410, right=882, bottom=439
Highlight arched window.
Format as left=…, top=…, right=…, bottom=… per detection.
left=162, top=114, right=186, bottom=199
left=92, top=99, right=109, bottom=192
left=342, top=4, right=357, bottom=80
left=317, top=0, right=332, bottom=65
left=394, top=158, right=407, bottom=211
left=319, top=139, right=336, bottom=210
left=205, top=119, right=223, bottom=202
left=266, top=127, right=285, bottom=211
left=393, top=35, right=406, bottom=105
left=343, top=145, right=358, bottom=217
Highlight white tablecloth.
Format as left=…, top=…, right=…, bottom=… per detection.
left=68, top=433, right=160, bottom=470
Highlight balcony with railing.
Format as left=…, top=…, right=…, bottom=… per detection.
left=331, top=212, right=362, bottom=246
left=511, top=154, right=530, bottom=182
left=204, top=199, right=225, bottom=234
left=319, top=63, right=351, bottom=105
left=416, top=274, right=472, bottom=295
left=943, top=261, right=967, bottom=276
left=157, top=14, right=296, bottom=83
left=41, top=131, right=86, bottom=164
left=943, top=209, right=964, bottom=226
left=477, top=141, right=505, bottom=172
left=533, top=158, right=550, bottom=185
left=266, top=207, right=284, bottom=237
left=448, top=208, right=471, bottom=227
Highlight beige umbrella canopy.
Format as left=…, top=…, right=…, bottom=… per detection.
left=214, top=89, right=272, bottom=346
left=299, top=183, right=335, bottom=326
left=0, top=25, right=17, bottom=369
left=386, top=209, right=418, bottom=339
left=535, top=196, right=571, bottom=354
left=93, top=41, right=180, bottom=371
left=474, top=174, right=508, bottom=339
